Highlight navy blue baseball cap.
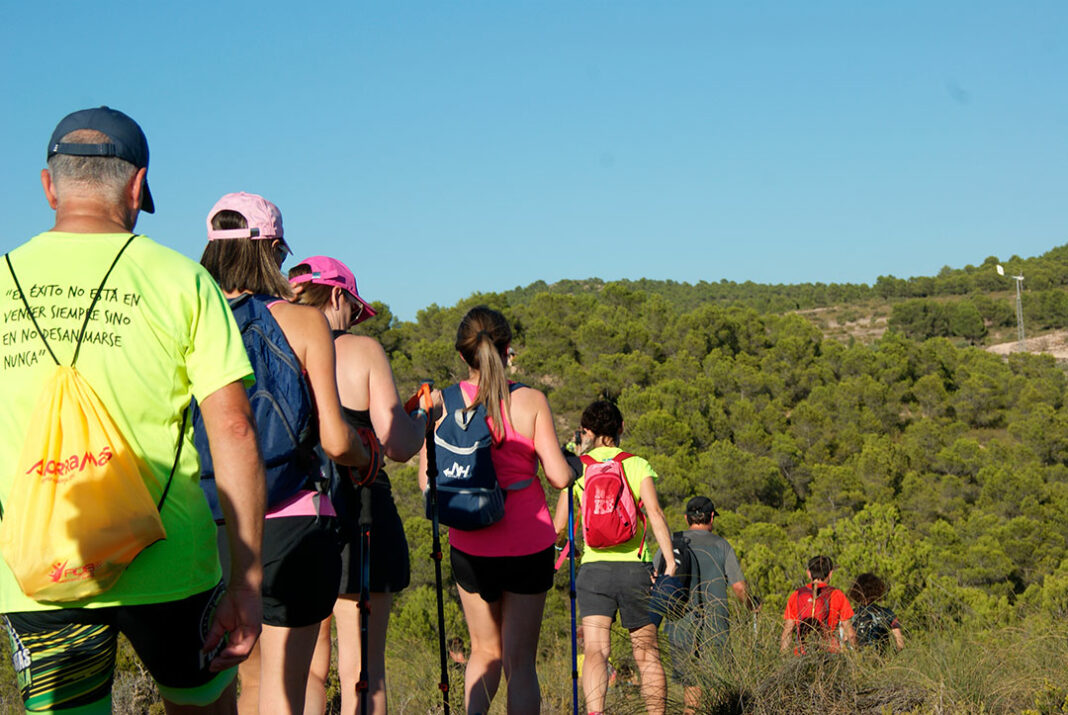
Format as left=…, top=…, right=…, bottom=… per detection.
left=47, top=106, right=154, bottom=213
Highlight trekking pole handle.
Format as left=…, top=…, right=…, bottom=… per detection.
left=405, top=380, right=435, bottom=428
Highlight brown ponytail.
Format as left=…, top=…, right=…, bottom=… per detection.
left=455, top=306, right=512, bottom=441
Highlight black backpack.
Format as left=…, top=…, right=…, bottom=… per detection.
left=853, top=604, right=896, bottom=648
left=655, top=531, right=702, bottom=615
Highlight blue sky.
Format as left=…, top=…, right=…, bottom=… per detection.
left=2, top=2, right=1065, bottom=320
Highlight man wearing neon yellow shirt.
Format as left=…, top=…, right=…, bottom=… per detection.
left=0, top=106, right=266, bottom=714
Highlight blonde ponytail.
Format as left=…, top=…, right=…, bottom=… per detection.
left=456, top=307, right=513, bottom=441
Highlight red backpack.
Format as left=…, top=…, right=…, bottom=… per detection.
left=579, top=453, right=646, bottom=555
left=794, top=583, right=837, bottom=653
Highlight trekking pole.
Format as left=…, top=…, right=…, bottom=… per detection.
left=418, top=381, right=450, bottom=714
left=567, top=487, right=579, bottom=715
left=750, top=590, right=761, bottom=636
left=356, top=482, right=372, bottom=715
left=347, top=427, right=380, bottom=715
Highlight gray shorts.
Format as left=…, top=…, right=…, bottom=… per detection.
left=666, top=623, right=729, bottom=685
left=576, top=561, right=654, bottom=630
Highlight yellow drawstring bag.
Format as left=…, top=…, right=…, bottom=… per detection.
left=0, top=237, right=176, bottom=603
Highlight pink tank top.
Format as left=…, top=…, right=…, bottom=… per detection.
left=447, top=381, right=556, bottom=557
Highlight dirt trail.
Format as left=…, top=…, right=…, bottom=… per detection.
left=987, top=329, right=1068, bottom=360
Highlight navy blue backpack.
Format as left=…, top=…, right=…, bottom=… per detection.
left=428, top=382, right=528, bottom=530
left=194, top=293, right=316, bottom=521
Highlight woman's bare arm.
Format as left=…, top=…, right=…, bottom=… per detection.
left=525, top=388, right=574, bottom=490
left=336, top=334, right=426, bottom=462
left=639, top=477, right=676, bottom=576
left=271, top=302, right=368, bottom=468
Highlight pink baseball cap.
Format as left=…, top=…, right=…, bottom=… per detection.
left=289, top=256, right=376, bottom=324
left=206, top=192, right=291, bottom=255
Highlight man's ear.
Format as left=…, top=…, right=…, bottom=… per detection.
left=41, top=169, right=59, bottom=209
left=126, top=167, right=147, bottom=213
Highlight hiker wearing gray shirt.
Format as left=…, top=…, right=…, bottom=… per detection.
left=654, top=496, right=757, bottom=715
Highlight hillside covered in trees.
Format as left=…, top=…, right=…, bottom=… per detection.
left=358, top=242, right=1068, bottom=711
left=14, top=243, right=1065, bottom=712
left=491, top=244, right=1068, bottom=347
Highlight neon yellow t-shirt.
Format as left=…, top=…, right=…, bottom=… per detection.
left=0, top=232, right=253, bottom=612
left=571, top=446, right=657, bottom=564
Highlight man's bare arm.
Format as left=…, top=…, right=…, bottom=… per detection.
left=196, top=381, right=266, bottom=670
left=732, top=581, right=759, bottom=611
left=780, top=619, right=796, bottom=652
left=840, top=618, right=857, bottom=648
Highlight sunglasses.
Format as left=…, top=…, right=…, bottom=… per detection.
left=273, top=240, right=292, bottom=266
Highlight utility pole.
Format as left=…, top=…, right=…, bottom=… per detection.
left=996, top=264, right=1026, bottom=352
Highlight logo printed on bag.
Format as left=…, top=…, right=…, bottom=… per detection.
left=48, top=561, right=67, bottom=582
left=442, top=463, right=471, bottom=480
left=25, top=446, right=113, bottom=480
left=591, top=495, right=616, bottom=515
left=48, top=560, right=98, bottom=584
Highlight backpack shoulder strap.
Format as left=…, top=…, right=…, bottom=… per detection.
left=613, top=452, right=642, bottom=506
left=440, top=383, right=465, bottom=414
left=4, top=254, right=58, bottom=366
left=685, top=533, right=704, bottom=605
left=156, top=406, right=189, bottom=511
left=227, top=292, right=252, bottom=310
left=581, top=451, right=634, bottom=467
left=671, top=531, right=692, bottom=582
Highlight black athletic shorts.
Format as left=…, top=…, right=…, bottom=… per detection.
left=450, top=545, right=555, bottom=603
left=219, top=515, right=340, bottom=628
left=337, top=483, right=410, bottom=595
left=576, top=561, right=655, bottom=630
left=3, top=582, right=234, bottom=711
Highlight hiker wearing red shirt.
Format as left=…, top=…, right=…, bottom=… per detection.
left=780, top=555, right=856, bottom=655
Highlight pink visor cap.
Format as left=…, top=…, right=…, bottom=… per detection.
left=206, top=192, right=291, bottom=254
left=289, top=256, right=376, bottom=324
